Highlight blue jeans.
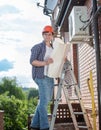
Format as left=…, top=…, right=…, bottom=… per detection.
left=31, top=76, right=54, bottom=129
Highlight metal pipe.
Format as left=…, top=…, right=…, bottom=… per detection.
left=92, top=0, right=101, bottom=130
left=83, top=6, right=101, bottom=30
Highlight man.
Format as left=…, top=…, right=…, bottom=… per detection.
left=30, top=25, right=54, bottom=130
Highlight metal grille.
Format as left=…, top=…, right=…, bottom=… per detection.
left=50, top=103, right=84, bottom=124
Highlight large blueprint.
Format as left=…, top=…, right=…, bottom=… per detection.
left=48, top=38, right=67, bottom=78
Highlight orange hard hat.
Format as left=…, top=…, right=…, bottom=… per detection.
left=42, top=25, right=54, bottom=33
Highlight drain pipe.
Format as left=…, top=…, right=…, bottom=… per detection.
left=92, top=0, right=101, bottom=130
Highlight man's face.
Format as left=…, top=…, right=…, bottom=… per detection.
left=42, top=32, right=53, bottom=42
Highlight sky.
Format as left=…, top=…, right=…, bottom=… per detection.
left=0, top=0, right=51, bottom=88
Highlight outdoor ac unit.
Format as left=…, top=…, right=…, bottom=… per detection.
left=69, top=6, right=89, bottom=42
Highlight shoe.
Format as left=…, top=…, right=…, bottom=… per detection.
left=30, top=126, right=40, bottom=130
left=31, top=128, right=40, bottom=130
left=40, top=128, right=49, bottom=130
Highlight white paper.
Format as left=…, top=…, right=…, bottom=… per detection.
left=48, top=38, right=67, bottom=78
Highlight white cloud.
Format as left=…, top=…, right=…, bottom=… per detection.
left=0, top=0, right=51, bottom=88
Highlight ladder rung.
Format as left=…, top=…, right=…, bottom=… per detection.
left=64, top=83, right=77, bottom=86
left=69, top=98, right=79, bottom=100
left=74, top=112, right=83, bottom=115
left=53, top=98, right=62, bottom=102
left=78, top=125, right=88, bottom=129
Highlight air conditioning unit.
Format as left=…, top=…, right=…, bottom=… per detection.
left=69, top=6, right=89, bottom=42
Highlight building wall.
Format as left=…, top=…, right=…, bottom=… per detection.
left=65, top=0, right=100, bottom=129
left=78, top=42, right=98, bottom=129
left=77, top=0, right=100, bottom=129
left=51, top=0, right=100, bottom=129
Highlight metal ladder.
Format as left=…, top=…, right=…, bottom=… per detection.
left=49, top=60, right=92, bottom=130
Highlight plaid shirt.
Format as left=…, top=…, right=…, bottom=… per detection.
left=30, top=41, right=46, bottom=79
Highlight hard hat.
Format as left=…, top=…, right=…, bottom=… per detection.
left=42, top=25, right=54, bottom=33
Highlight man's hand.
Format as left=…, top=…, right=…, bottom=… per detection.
left=46, top=58, right=53, bottom=65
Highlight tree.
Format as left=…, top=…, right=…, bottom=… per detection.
left=0, top=77, right=39, bottom=130
left=27, top=88, right=39, bottom=100
left=0, top=77, right=25, bottom=100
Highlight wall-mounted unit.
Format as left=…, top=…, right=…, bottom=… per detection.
left=69, top=6, right=90, bottom=42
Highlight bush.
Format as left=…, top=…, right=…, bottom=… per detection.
left=0, top=93, right=28, bottom=130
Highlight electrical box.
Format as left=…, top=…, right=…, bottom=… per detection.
left=69, top=6, right=89, bottom=42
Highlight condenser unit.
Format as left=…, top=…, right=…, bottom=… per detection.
left=69, top=6, right=89, bottom=42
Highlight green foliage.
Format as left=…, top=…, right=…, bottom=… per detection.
left=0, top=77, right=39, bottom=130
left=27, top=97, right=38, bottom=115
left=0, top=77, right=25, bottom=100
left=0, top=76, right=52, bottom=130
left=0, top=93, right=28, bottom=130
left=27, top=88, right=39, bottom=100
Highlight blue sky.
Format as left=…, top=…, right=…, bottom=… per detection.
left=0, top=0, right=50, bottom=88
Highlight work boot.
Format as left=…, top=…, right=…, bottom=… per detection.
left=30, top=127, right=40, bottom=130
left=40, top=128, right=49, bottom=130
